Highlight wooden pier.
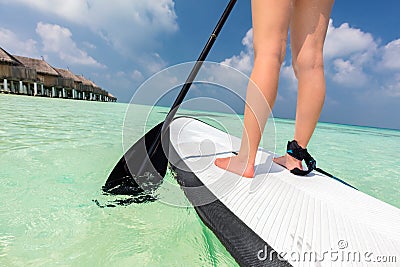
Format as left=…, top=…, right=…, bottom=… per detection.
left=0, top=46, right=116, bottom=102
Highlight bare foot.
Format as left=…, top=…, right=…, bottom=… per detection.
left=214, top=156, right=255, bottom=178
left=273, top=153, right=303, bottom=171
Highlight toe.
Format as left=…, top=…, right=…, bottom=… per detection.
left=214, top=157, right=223, bottom=167
left=214, top=157, right=230, bottom=169
left=273, top=155, right=286, bottom=167
left=273, top=155, right=284, bottom=163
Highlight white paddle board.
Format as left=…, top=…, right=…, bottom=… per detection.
left=169, top=116, right=400, bottom=267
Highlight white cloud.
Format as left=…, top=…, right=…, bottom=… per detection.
left=141, top=53, right=167, bottom=74
left=223, top=20, right=400, bottom=95
left=332, top=58, right=368, bottom=87
left=35, top=22, right=104, bottom=68
left=0, top=27, right=39, bottom=57
left=131, top=70, right=144, bottom=81
left=323, top=20, right=376, bottom=88
left=0, top=0, right=179, bottom=100
left=323, top=20, right=400, bottom=95
left=222, top=51, right=253, bottom=74
left=82, top=41, right=96, bottom=49
left=1, top=0, right=178, bottom=60
left=380, top=39, right=400, bottom=70
left=221, top=29, right=253, bottom=74
left=202, top=63, right=249, bottom=98
left=380, top=73, right=400, bottom=97
left=129, top=61, right=251, bottom=108
left=324, top=19, right=376, bottom=60
left=280, top=63, right=297, bottom=91
left=219, top=20, right=400, bottom=104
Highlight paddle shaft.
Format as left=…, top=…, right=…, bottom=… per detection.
left=146, top=0, right=237, bottom=161
left=165, top=0, right=237, bottom=125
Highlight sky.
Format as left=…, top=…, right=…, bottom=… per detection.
left=0, top=0, right=399, bottom=130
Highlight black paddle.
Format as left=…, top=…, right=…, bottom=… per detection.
left=102, top=0, right=237, bottom=196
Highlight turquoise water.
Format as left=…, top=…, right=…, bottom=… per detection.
left=0, top=94, right=399, bottom=266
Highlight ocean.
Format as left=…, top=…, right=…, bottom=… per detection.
left=0, top=94, right=399, bottom=266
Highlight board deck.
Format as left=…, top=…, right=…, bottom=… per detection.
left=169, top=116, right=400, bottom=267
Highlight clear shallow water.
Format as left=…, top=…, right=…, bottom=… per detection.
left=0, top=94, right=399, bottom=266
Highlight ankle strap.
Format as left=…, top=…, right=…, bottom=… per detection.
left=286, top=140, right=316, bottom=176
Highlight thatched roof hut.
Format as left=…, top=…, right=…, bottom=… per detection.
left=0, top=47, right=36, bottom=81
left=55, top=68, right=80, bottom=82
left=0, top=47, right=20, bottom=66
left=74, top=75, right=111, bottom=99
left=15, top=56, right=59, bottom=87
left=108, top=93, right=117, bottom=101
left=54, top=68, right=79, bottom=89
left=75, top=75, right=98, bottom=93
left=15, top=56, right=58, bottom=76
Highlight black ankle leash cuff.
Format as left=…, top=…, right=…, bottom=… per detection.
left=286, top=140, right=316, bottom=176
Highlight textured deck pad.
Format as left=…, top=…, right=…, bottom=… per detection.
left=169, top=117, right=400, bottom=267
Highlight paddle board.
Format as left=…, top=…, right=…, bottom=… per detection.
left=169, top=116, right=400, bottom=267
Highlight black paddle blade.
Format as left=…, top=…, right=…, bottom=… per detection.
left=102, top=121, right=170, bottom=196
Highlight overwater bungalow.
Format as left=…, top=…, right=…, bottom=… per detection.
left=75, top=75, right=112, bottom=102
left=15, top=55, right=63, bottom=97
left=54, top=68, right=116, bottom=101
left=55, top=68, right=84, bottom=99
left=108, top=93, right=116, bottom=102
left=0, top=47, right=37, bottom=94
left=0, top=46, right=116, bottom=102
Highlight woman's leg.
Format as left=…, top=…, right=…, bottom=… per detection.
left=215, top=0, right=294, bottom=177
left=273, top=0, right=334, bottom=170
